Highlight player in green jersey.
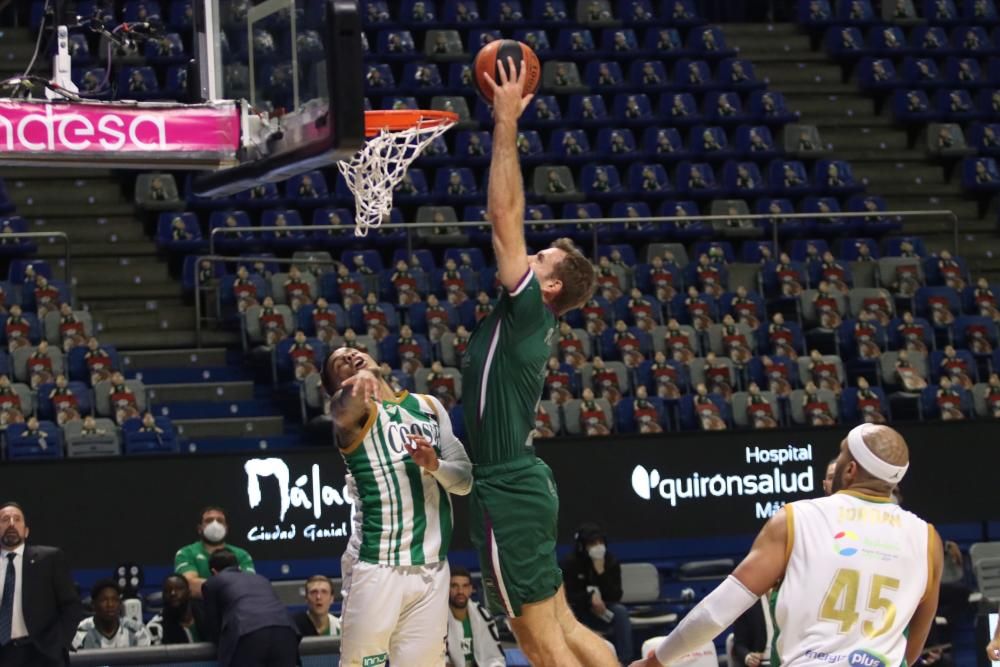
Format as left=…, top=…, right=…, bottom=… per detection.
left=462, top=58, right=613, bottom=667
left=323, top=347, right=473, bottom=667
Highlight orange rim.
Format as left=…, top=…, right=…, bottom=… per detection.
left=363, top=109, right=459, bottom=137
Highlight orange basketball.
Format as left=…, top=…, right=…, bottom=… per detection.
left=472, top=39, right=541, bottom=105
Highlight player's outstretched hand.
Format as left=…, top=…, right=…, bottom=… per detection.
left=483, top=56, right=534, bottom=123
left=405, top=433, right=440, bottom=472
left=341, top=369, right=380, bottom=404
left=986, top=637, right=1000, bottom=663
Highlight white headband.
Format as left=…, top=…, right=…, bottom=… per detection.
left=846, top=423, right=908, bottom=484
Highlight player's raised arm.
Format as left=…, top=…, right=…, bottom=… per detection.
left=484, top=57, right=535, bottom=291
left=322, top=349, right=381, bottom=440
left=906, top=526, right=944, bottom=667
left=630, top=509, right=789, bottom=667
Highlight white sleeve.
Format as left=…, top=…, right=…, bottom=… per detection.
left=423, top=394, right=473, bottom=496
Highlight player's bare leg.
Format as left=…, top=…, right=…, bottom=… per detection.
left=509, top=594, right=584, bottom=667
left=553, top=585, right=621, bottom=667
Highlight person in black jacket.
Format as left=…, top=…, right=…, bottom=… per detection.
left=561, top=522, right=634, bottom=663
left=731, top=595, right=770, bottom=666
left=0, top=501, right=82, bottom=667
left=202, top=549, right=299, bottom=667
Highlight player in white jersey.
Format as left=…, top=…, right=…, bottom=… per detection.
left=631, top=423, right=943, bottom=667
left=323, top=347, right=473, bottom=667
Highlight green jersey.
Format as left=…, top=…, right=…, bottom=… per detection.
left=174, top=541, right=255, bottom=579
left=462, top=271, right=557, bottom=466
left=341, top=392, right=460, bottom=566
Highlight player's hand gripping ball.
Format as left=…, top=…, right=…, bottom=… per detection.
left=472, top=39, right=541, bottom=105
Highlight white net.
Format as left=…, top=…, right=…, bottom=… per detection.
left=337, top=117, right=457, bottom=237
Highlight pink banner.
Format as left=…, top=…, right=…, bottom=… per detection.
left=0, top=100, right=240, bottom=156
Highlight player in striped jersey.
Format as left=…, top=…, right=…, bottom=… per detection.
left=323, top=347, right=473, bottom=667
left=631, top=424, right=943, bottom=667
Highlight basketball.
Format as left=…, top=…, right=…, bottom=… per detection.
left=472, top=39, right=541, bottom=105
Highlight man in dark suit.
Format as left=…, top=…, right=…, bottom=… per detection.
left=202, top=549, right=299, bottom=667
left=0, top=501, right=83, bottom=667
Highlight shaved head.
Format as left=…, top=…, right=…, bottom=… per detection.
left=831, top=425, right=909, bottom=494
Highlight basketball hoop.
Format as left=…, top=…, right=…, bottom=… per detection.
left=337, top=109, right=459, bottom=237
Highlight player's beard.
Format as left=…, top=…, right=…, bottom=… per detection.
left=450, top=596, right=468, bottom=610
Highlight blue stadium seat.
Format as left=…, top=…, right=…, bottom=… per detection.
left=846, top=194, right=901, bottom=235
left=167, top=0, right=194, bottom=29
left=522, top=95, right=563, bottom=125
left=718, top=58, right=764, bottom=91
left=618, top=0, right=655, bottom=22
left=675, top=162, right=720, bottom=198
left=678, top=393, right=731, bottom=430
left=740, top=240, right=777, bottom=263
left=442, top=0, right=483, bottom=22
left=755, top=198, right=811, bottom=238
left=601, top=28, right=640, bottom=54
left=952, top=25, right=994, bottom=54
left=642, top=126, right=689, bottom=160
left=867, top=26, right=906, bottom=55
left=644, top=27, right=685, bottom=55
left=365, top=63, right=395, bottom=91
left=515, top=130, right=547, bottom=162
left=857, top=57, right=899, bottom=93
left=487, top=0, right=526, bottom=22
left=815, top=160, right=864, bottom=196
left=658, top=92, right=702, bottom=126
left=455, top=131, right=493, bottom=162
left=926, top=0, right=961, bottom=24
left=734, top=125, right=778, bottom=159
left=67, top=344, right=120, bottom=385
left=686, top=26, right=735, bottom=59
left=7, top=421, right=63, bottom=460
left=234, top=182, right=282, bottom=209
left=597, top=127, right=638, bottom=156
left=690, top=125, right=737, bottom=160
left=953, top=315, right=999, bottom=355
left=659, top=200, right=709, bottom=239
left=164, top=65, right=189, bottom=96
left=911, top=26, right=953, bottom=54
left=514, top=29, right=553, bottom=54
left=376, top=30, right=416, bottom=55
left=628, top=162, right=672, bottom=196
left=722, top=160, right=766, bottom=198
left=628, top=60, right=669, bottom=91
left=612, top=94, right=654, bottom=123
left=661, top=0, right=701, bottom=25
left=674, top=59, right=714, bottom=91
left=970, top=122, right=1000, bottom=156
left=531, top=0, right=568, bottom=22
left=799, top=0, right=834, bottom=27
left=914, top=286, right=961, bottom=327
left=615, top=396, right=669, bottom=432
left=704, top=91, right=749, bottom=125
left=156, top=212, right=203, bottom=253
left=892, top=89, right=940, bottom=125
left=285, top=171, right=332, bottom=205
left=965, top=0, right=999, bottom=24
left=259, top=209, right=306, bottom=249
left=378, top=332, right=432, bottom=368
left=937, top=88, right=980, bottom=120
left=400, top=62, right=444, bottom=93
left=825, top=26, right=866, bottom=61
left=145, top=33, right=186, bottom=64
left=401, top=0, right=438, bottom=21
left=836, top=0, right=876, bottom=23
left=408, top=300, right=460, bottom=336
left=929, top=348, right=978, bottom=383
left=123, top=417, right=180, bottom=455
left=945, top=56, right=984, bottom=87
left=840, top=386, right=890, bottom=424
left=118, top=66, right=160, bottom=100
left=124, top=0, right=162, bottom=21
left=433, top=167, right=479, bottom=202
left=802, top=197, right=858, bottom=237
left=920, top=384, right=972, bottom=420
left=568, top=94, right=610, bottom=125
left=901, top=57, right=941, bottom=87
left=748, top=90, right=797, bottom=125
left=392, top=168, right=431, bottom=204
left=448, top=63, right=475, bottom=90
left=961, top=157, right=1000, bottom=193
left=769, top=159, right=814, bottom=196
left=585, top=61, right=626, bottom=89
left=555, top=27, right=596, bottom=55
left=550, top=129, right=591, bottom=161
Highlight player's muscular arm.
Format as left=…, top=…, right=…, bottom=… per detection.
left=906, top=527, right=944, bottom=667
left=731, top=507, right=790, bottom=595
left=485, top=57, right=534, bottom=291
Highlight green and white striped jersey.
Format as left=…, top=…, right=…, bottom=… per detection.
left=341, top=391, right=472, bottom=567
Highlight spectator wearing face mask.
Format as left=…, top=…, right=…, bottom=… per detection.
left=174, top=507, right=255, bottom=599
left=561, top=522, right=634, bottom=663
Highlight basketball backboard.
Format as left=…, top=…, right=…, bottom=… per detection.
left=191, top=0, right=366, bottom=196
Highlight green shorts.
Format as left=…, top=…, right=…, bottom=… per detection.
left=469, top=455, right=563, bottom=618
